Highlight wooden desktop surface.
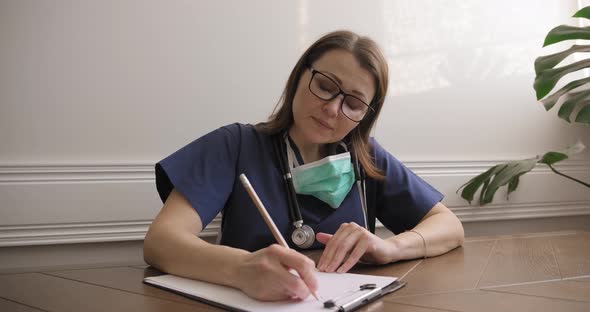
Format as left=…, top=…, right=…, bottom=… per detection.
left=1, top=231, right=589, bottom=311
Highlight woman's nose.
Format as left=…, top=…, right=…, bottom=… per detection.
left=322, top=95, right=343, bottom=117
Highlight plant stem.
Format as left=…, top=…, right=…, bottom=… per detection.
left=547, top=164, right=590, bottom=188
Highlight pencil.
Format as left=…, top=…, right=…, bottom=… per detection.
left=239, top=173, right=319, bottom=301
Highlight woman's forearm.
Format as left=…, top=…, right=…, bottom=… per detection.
left=144, top=225, right=319, bottom=301
left=144, top=224, right=249, bottom=288
left=387, top=207, right=464, bottom=261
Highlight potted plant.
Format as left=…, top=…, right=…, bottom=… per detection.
left=459, top=5, right=590, bottom=205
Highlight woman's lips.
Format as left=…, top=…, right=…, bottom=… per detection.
left=312, top=116, right=334, bottom=130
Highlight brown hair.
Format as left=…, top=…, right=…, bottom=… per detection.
left=255, top=30, right=388, bottom=180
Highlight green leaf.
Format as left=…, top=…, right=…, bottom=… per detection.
left=543, top=25, right=590, bottom=47
left=507, top=173, right=523, bottom=199
left=458, top=141, right=586, bottom=205
left=557, top=90, right=590, bottom=122
left=482, top=159, right=538, bottom=204
left=574, top=104, right=590, bottom=124
left=479, top=178, right=492, bottom=205
left=534, top=59, right=590, bottom=100
left=507, top=175, right=519, bottom=194
left=540, top=76, right=590, bottom=111
left=458, top=165, right=503, bottom=204
left=539, top=141, right=585, bottom=165
left=535, top=45, right=590, bottom=75
left=573, top=6, right=590, bottom=19
left=539, top=152, right=568, bottom=165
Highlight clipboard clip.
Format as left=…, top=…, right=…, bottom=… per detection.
left=323, top=280, right=407, bottom=311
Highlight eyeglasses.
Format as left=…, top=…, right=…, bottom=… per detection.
left=307, top=66, right=374, bottom=122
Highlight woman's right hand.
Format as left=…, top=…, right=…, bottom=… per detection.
left=235, top=244, right=318, bottom=301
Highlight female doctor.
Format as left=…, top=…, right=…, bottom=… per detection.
left=143, top=30, right=464, bottom=301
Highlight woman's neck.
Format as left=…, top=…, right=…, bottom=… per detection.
left=288, top=128, right=326, bottom=163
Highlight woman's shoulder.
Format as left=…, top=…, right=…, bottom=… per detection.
left=202, top=123, right=274, bottom=155
left=367, top=136, right=390, bottom=159
left=367, top=136, right=406, bottom=170
left=215, top=122, right=253, bottom=135
left=202, top=123, right=262, bottom=141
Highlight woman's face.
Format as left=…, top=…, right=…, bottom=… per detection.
left=290, top=49, right=376, bottom=146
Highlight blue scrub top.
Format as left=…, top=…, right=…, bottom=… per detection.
left=155, top=123, right=443, bottom=252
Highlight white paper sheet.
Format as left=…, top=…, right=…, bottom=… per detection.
left=144, top=271, right=397, bottom=312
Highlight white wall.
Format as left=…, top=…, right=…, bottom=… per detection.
left=1, top=0, right=589, bottom=247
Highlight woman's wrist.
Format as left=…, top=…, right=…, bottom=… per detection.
left=407, top=230, right=427, bottom=258
left=383, top=237, right=403, bottom=264
left=215, top=246, right=250, bottom=290
left=386, top=231, right=424, bottom=262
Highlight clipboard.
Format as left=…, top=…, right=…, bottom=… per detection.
left=143, top=271, right=406, bottom=312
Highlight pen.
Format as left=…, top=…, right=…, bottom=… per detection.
left=239, top=173, right=319, bottom=301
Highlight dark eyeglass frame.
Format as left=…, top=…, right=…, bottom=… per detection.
left=307, top=66, right=375, bottom=122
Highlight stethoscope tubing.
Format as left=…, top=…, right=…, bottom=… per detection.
left=272, top=134, right=303, bottom=224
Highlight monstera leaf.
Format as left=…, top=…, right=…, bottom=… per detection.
left=534, top=6, right=590, bottom=125
left=459, top=7, right=590, bottom=205
left=458, top=141, right=587, bottom=205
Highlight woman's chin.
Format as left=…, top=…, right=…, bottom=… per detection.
left=305, top=133, right=336, bottom=145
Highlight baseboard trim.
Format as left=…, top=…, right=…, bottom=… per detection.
left=0, top=219, right=221, bottom=247
left=451, top=201, right=590, bottom=222
left=0, top=163, right=154, bottom=183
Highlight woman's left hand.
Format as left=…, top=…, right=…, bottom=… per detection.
left=316, top=222, right=398, bottom=273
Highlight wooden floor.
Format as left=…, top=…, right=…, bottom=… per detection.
left=1, top=231, right=589, bottom=311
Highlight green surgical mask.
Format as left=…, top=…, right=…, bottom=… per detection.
left=287, top=140, right=356, bottom=208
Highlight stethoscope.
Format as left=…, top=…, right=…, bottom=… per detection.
left=272, top=133, right=368, bottom=249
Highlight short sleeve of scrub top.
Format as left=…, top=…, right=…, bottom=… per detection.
left=155, top=124, right=241, bottom=227
left=368, top=138, right=444, bottom=234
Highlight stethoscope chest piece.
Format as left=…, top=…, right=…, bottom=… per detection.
left=291, top=224, right=315, bottom=249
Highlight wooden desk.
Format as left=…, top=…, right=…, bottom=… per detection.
left=1, top=231, right=589, bottom=311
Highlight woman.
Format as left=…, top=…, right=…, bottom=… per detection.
left=143, top=30, right=464, bottom=301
